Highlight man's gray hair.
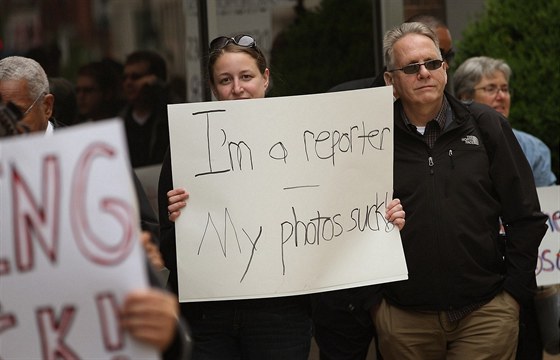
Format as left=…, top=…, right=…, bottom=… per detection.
left=383, top=22, right=441, bottom=70
left=453, top=56, right=512, bottom=99
left=0, top=56, right=50, bottom=100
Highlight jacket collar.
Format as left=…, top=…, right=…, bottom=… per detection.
left=394, top=92, right=472, bottom=130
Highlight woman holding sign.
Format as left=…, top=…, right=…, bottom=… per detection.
left=158, top=34, right=313, bottom=359
left=158, top=35, right=406, bottom=359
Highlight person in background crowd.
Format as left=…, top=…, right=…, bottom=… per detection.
left=371, top=22, right=547, bottom=360
left=0, top=55, right=190, bottom=359
left=158, top=34, right=313, bottom=360
left=0, top=57, right=55, bottom=133
left=76, top=60, right=125, bottom=123
left=120, top=50, right=171, bottom=168
left=453, top=55, right=557, bottom=360
left=48, top=77, right=78, bottom=126
left=312, top=13, right=453, bottom=360
left=329, top=14, right=455, bottom=94
left=159, top=33, right=406, bottom=360
left=453, top=56, right=556, bottom=187
left=25, top=43, right=62, bottom=77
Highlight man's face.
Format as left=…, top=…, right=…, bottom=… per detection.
left=384, top=33, right=447, bottom=109
left=76, top=75, right=104, bottom=119
left=0, top=79, right=52, bottom=132
left=122, top=61, right=151, bottom=103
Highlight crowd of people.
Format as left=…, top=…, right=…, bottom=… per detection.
left=17, top=48, right=181, bottom=168
left=0, top=55, right=190, bottom=359
left=0, top=11, right=557, bottom=360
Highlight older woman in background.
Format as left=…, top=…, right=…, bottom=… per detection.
left=453, top=56, right=556, bottom=187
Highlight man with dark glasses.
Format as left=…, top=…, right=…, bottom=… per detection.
left=121, top=50, right=171, bottom=168
left=370, top=22, right=547, bottom=360
left=329, top=14, right=454, bottom=94
left=386, top=58, right=444, bottom=74
left=314, top=15, right=455, bottom=360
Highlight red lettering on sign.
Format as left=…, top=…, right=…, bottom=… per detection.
left=70, top=143, right=135, bottom=266
left=96, top=292, right=124, bottom=351
left=36, top=306, right=79, bottom=360
left=12, top=155, right=61, bottom=272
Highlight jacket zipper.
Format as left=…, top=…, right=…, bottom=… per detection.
left=428, top=156, right=434, bottom=175
left=448, top=149, right=454, bottom=169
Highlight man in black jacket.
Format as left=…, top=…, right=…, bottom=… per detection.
left=371, top=22, right=547, bottom=359
left=120, top=50, right=171, bottom=168
left=312, top=15, right=455, bottom=360
left=329, top=14, right=454, bottom=95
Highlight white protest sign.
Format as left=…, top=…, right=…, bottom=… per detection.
left=168, top=86, right=408, bottom=302
left=0, top=121, right=157, bottom=359
left=536, top=185, right=560, bottom=286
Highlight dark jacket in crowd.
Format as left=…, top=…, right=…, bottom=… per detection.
left=122, top=81, right=170, bottom=168
left=386, top=94, right=548, bottom=310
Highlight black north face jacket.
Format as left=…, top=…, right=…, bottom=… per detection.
left=385, top=94, right=548, bottom=311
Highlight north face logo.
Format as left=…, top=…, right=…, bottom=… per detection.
left=461, top=135, right=479, bottom=145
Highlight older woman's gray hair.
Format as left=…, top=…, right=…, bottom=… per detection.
left=0, top=56, right=50, bottom=100
left=453, top=56, right=512, bottom=100
left=383, top=22, right=441, bottom=70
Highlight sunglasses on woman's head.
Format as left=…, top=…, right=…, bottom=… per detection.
left=209, top=35, right=256, bottom=53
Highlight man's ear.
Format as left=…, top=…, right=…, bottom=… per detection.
left=43, top=93, right=54, bottom=119
left=384, top=72, right=398, bottom=98
left=383, top=72, right=393, bottom=86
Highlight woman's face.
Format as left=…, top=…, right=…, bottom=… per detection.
left=211, top=51, right=269, bottom=101
left=472, top=71, right=511, bottom=117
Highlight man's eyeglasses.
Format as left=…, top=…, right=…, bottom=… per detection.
left=22, top=92, right=45, bottom=117
left=474, top=85, right=511, bottom=96
left=388, top=59, right=444, bottom=75
left=209, top=35, right=256, bottom=53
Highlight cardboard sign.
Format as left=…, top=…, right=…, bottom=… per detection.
left=0, top=121, right=157, bottom=359
left=168, top=87, right=409, bottom=302
left=536, top=185, right=560, bottom=286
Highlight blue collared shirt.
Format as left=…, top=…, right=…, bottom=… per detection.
left=512, top=129, right=557, bottom=187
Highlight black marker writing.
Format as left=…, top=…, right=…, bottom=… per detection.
left=240, top=226, right=262, bottom=283
left=193, top=110, right=255, bottom=177
left=198, top=208, right=241, bottom=256
left=283, top=185, right=320, bottom=190
left=303, top=122, right=391, bottom=165
left=280, top=207, right=344, bottom=275
left=348, top=192, right=391, bottom=232
left=269, top=142, right=288, bottom=163
left=193, top=110, right=229, bottom=177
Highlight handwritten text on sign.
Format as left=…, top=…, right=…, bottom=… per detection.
left=536, top=185, right=560, bottom=286
left=168, top=87, right=408, bottom=302
left=0, top=121, right=157, bottom=359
